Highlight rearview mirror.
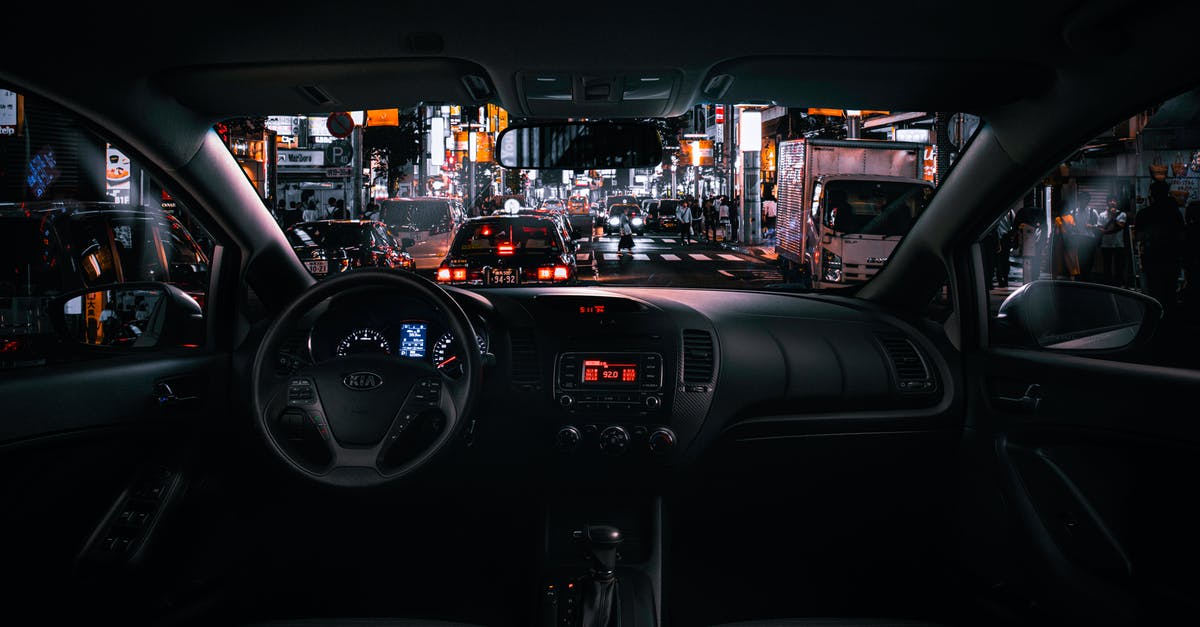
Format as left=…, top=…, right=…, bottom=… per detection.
left=496, top=122, right=663, bottom=169
left=52, top=282, right=204, bottom=349
left=994, top=280, right=1162, bottom=351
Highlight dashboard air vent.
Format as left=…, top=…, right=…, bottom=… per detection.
left=509, top=329, right=540, bottom=389
left=682, top=330, right=715, bottom=384
left=878, top=335, right=934, bottom=393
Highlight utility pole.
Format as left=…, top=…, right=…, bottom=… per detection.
left=351, top=122, right=363, bottom=217
left=416, top=105, right=426, bottom=198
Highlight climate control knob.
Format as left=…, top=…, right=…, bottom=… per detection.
left=647, top=427, right=676, bottom=456
left=555, top=426, right=582, bottom=453
left=598, top=425, right=630, bottom=456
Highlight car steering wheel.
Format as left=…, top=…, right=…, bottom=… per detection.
left=250, top=269, right=482, bottom=488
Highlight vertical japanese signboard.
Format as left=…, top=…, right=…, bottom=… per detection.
left=0, top=89, right=19, bottom=136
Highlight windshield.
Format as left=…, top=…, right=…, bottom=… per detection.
left=822, top=180, right=930, bottom=236
left=452, top=220, right=562, bottom=254
left=287, top=223, right=370, bottom=248
left=226, top=106, right=975, bottom=291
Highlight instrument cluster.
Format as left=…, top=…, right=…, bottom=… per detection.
left=301, top=291, right=489, bottom=378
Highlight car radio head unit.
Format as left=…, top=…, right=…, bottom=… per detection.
left=556, top=352, right=664, bottom=414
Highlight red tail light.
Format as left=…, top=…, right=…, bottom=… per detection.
left=553, top=266, right=569, bottom=280
left=451, top=268, right=467, bottom=281
left=498, top=244, right=515, bottom=256
left=437, top=267, right=452, bottom=282
left=537, top=266, right=553, bottom=280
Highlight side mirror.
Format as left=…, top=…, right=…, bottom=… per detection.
left=401, top=237, right=416, bottom=250
left=51, top=282, right=204, bottom=349
left=994, top=280, right=1162, bottom=351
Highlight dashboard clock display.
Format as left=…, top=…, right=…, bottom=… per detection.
left=336, top=328, right=391, bottom=357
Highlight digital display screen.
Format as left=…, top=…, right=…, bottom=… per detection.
left=578, top=304, right=606, bottom=314
left=399, top=323, right=426, bottom=358
left=582, top=360, right=638, bottom=385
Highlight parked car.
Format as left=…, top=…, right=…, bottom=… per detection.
left=284, top=220, right=414, bottom=277
left=0, top=202, right=210, bottom=368
left=436, top=215, right=576, bottom=286
left=377, top=196, right=467, bottom=270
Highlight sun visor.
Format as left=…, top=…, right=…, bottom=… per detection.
left=157, top=58, right=496, bottom=118
left=700, top=56, right=1053, bottom=112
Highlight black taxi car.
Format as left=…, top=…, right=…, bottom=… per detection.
left=436, top=215, right=576, bottom=286
left=285, top=220, right=415, bottom=278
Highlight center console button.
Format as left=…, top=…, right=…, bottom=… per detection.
left=599, top=425, right=629, bottom=456
left=555, top=426, right=582, bottom=453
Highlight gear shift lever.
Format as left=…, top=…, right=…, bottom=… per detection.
left=575, top=524, right=623, bottom=580
left=572, top=524, right=624, bottom=627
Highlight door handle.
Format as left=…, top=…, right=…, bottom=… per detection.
left=994, top=384, right=1042, bottom=414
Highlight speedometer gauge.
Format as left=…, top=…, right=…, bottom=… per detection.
left=336, top=328, right=391, bottom=357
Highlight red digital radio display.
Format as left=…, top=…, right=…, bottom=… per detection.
left=581, top=360, right=638, bottom=385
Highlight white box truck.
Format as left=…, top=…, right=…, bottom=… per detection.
left=775, top=138, right=933, bottom=288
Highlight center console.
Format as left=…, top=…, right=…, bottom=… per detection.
left=552, top=351, right=676, bottom=459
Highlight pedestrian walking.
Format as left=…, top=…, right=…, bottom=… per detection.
left=1051, top=202, right=1081, bottom=280
left=1013, top=194, right=1043, bottom=285
left=1183, top=200, right=1200, bottom=320
left=1136, top=180, right=1186, bottom=316
left=717, top=196, right=729, bottom=241
left=1098, top=193, right=1129, bottom=287
left=763, top=194, right=777, bottom=236
left=728, top=195, right=740, bottom=242
left=676, top=199, right=694, bottom=244
left=617, top=213, right=635, bottom=255
left=1072, top=191, right=1102, bottom=280
left=302, top=198, right=322, bottom=222
left=702, top=196, right=717, bottom=241
left=282, top=201, right=303, bottom=229
left=326, top=197, right=339, bottom=219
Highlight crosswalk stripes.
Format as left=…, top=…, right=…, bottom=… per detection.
left=661, top=238, right=676, bottom=243
left=585, top=249, right=766, bottom=264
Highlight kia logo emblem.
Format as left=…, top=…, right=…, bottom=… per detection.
left=343, top=372, right=383, bottom=391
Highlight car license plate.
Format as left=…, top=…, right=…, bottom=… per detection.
left=489, top=268, right=518, bottom=284
left=304, top=260, right=328, bottom=274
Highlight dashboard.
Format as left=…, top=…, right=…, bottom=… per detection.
left=273, top=285, right=959, bottom=474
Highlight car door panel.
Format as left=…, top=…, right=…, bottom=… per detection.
left=967, top=347, right=1200, bottom=624
left=0, top=350, right=227, bottom=611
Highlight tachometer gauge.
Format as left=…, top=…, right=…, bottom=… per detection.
left=336, top=328, right=391, bottom=357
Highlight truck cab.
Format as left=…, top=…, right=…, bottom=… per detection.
left=810, top=175, right=933, bottom=287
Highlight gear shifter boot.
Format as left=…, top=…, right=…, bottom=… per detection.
left=581, top=577, right=620, bottom=627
